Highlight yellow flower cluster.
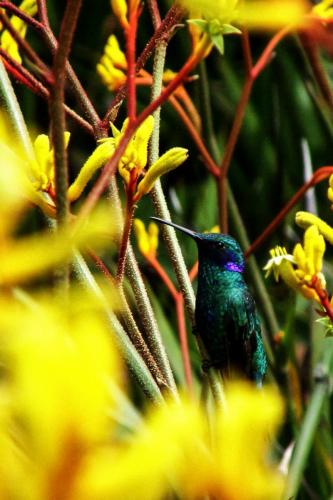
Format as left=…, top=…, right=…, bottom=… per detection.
left=264, top=225, right=326, bottom=302
left=0, top=0, right=37, bottom=63
left=0, top=300, right=285, bottom=500
left=96, top=34, right=127, bottom=92
left=101, top=116, right=188, bottom=200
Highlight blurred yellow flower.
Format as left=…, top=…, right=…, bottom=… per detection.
left=133, top=218, right=159, bottom=257
left=0, top=293, right=120, bottom=500
left=76, top=383, right=284, bottom=500
left=97, top=34, right=127, bottom=92
left=264, top=225, right=326, bottom=302
left=180, top=0, right=308, bottom=55
left=0, top=0, right=37, bottom=63
left=312, top=0, right=333, bottom=19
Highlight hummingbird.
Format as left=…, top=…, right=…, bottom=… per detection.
left=151, top=217, right=267, bottom=385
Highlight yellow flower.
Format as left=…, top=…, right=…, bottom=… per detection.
left=135, top=147, right=189, bottom=198
left=312, top=0, right=333, bottom=19
left=102, top=116, right=188, bottom=200
left=28, top=131, right=70, bottom=197
left=97, top=34, right=127, bottom=92
left=0, top=202, right=115, bottom=286
left=0, top=292, right=120, bottom=500
left=0, top=115, right=56, bottom=217
left=264, top=226, right=326, bottom=302
left=76, top=383, right=284, bottom=500
left=111, top=0, right=129, bottom=29
left=67, top=140, right=115, bottom=202
left=0, top=0, right=37, bottom=63
left=133, top=218, right=159, bottom=257
left=263, top=245, right=298, bottom=285
left=296, top=211, right=333, bottom=245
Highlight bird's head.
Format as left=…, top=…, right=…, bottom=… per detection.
left=150, top=217, right=245, bottom=273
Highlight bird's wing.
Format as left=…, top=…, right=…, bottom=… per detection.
left=225, top=287, right=260, bottom=340
left=224, top=288, right=266, bottom=380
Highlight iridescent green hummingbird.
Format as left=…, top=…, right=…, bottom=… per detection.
left=151, top=217, right=267, bottom=385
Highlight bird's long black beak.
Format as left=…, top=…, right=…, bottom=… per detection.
left=150, top=217, right=202, bottom=240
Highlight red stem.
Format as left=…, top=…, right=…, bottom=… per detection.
left=147, top=254, right=178, bottom=300
left=189, top=261, right=198, bottom=282
left=79, top=43, right=208, bottom=220
left=147, top=0, right=161, bottom=29
left=147, top=255, right=193, bottom=390
left=116, top=194, right=135, bottom=283
left=169, top=94, right=219, bottom=177
left=251, top=25, right=292, bottom=79
left=245, top=166, right=333, bottom=257
left=310, top=276, right=333, bottom=323
left=175, top=294, right=193, bottom=391
left=218, top=76, right=253, bottom=233
left=102, top=4, right=184, bottom=126
left=127, top=3, right=138, bottom=122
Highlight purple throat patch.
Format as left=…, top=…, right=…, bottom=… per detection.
left=224, top=261, right=243, bottom=273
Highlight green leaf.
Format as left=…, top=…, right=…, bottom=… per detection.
left=221, top=23, right=241, bottom=35
left=211, top=33, right=224, bottom=55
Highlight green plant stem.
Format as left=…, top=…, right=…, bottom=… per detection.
left=148, top=37, right=196, bottom=322
left=74, top=252, right=164, bottom=405
left=0, top=59, right=33, bottom=157
left=109, top=177, right=178, bottom=394
left=118, top=286, right=170, bottom=391
left=148, top=32, right=225, bottom=405
left=116, top=196, right=135, bottom=282
left=89, top=249, right=173, bottom=395
left=283, top=339, right=333, bottom=500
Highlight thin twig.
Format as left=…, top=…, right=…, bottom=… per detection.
left=0, top=9, right=50, bottom=80
left=245, top=166, right=333, bottom=257
left=36, top=2, right=101, bottom=136
left=0, top=1, right=43, bottom=30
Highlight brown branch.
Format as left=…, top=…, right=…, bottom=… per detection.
left=0, top=9, right=50, bottom=80
left=50, top=0, right=82, bottom=226
left=0, top=1, right=43, bottom=30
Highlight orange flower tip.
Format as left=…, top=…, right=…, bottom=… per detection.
left=274, top=330, right=285, bottom=344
